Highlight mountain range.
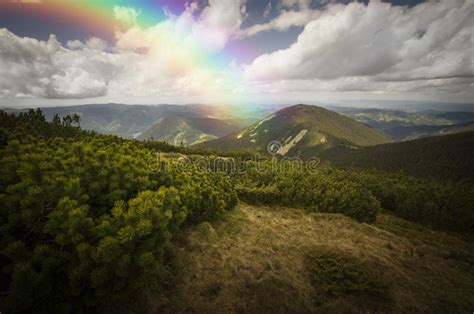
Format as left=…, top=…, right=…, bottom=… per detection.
left=3, top=103, right=474, bottom=149
left=198, top=104, right=390, bottom=157
left=2, top=103, right=279, bottom=140
left=137, top=116, right=240, bottom=146
left=335, top=108, right=474, bottom=141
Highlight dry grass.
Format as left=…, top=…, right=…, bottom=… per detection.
left=126, top=203, right=474, bottom=313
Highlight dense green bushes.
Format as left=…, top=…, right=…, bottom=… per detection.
left=305, top=247, right=392, bottom=310
left=0, top=110, right=237, bottom=312
left=233, top=161, right=380, bottom=223
left=232, top=159, right=474, bottom=231
left=343, top=171, right=474, bottom=233
left=277, top=173, right=380, bottom=223
left=235, top=185, right=280, bottom=206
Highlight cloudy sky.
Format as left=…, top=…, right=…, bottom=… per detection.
left=0, top=0, right=473, bottom=107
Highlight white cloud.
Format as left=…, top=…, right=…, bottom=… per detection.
left=238, top=0, right=333, bottom=38
left=238, top=9, right=320, bottom=37
left=0, top=0, right=472, bottom=104
left=66, top=39, right=84, bottom=50
left=113, top=6, right=140, bottom=28
left=0, top=29, right=122, bottom=98
left=262, top=2, right=272, bottom=19
left=0, top=0, right=247, bottom=100
left=244, top=0, right=474, bottom=95
left=192, top=0, right=246, bottom=51
left=115, top=0, right=246, bottom=53
left=281, top=0, right=311, bottom=10
left=85, top=37, right=107, bottom=51
left=0, top=27, right=232, bottom=99
left=257, top=77, right=473, bottom=95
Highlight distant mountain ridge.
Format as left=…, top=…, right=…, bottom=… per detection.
left=2, top=103, right=266, bottom=139
left=337, top=108, right=474, bottom=141
left=385, top=121, right=474, bottom=141
left=199, top=104, right=391, bottom=157
left=5, top=103, right=473, bottom=144
left=137, top=116, right=240, bottom=146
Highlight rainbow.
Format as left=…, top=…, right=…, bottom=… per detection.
left=2, top=0, right=262, bottom=107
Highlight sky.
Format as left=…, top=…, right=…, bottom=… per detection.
left=0, top=0, right=473, bottom=107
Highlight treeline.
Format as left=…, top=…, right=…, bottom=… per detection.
left=0, top=109, right=85, bottom=141
left=347, top=170, right=474, bottom=232
left=320, top=131, right=474, bottom=184
left=223, top=159, right=474, bottom=233
left=142, top=139, right=256, bottom=159
left=231, top=160, right=380, bottom=223
left=0, top=110, right=237, bottom=312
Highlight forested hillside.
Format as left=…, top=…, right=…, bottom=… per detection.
left=321, top=131, right=474, bottom=183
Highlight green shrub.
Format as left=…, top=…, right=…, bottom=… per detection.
left=0, top=110, right=238, bottom=312
left=345, top=170, right=474, bottom=233
left=235, top=185, right=281, bottom=205
left=276, top=173, right=380, bottom=223
left=305, top=247, right=392, bottom=308
left=233, top=162, right=380, bottom=223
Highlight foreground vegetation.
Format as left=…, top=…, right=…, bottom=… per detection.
left=140, top=204, right=474, bottom=313
left=0, top=110, right=236, bottom=312
left=1, top=109, right=473, bottom=312
left=229, top=159, right=474, bottom=233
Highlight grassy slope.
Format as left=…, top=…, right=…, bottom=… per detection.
left=109, top=203, right=474, bottom=313
left=137, top=116, right=240, bottom=146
